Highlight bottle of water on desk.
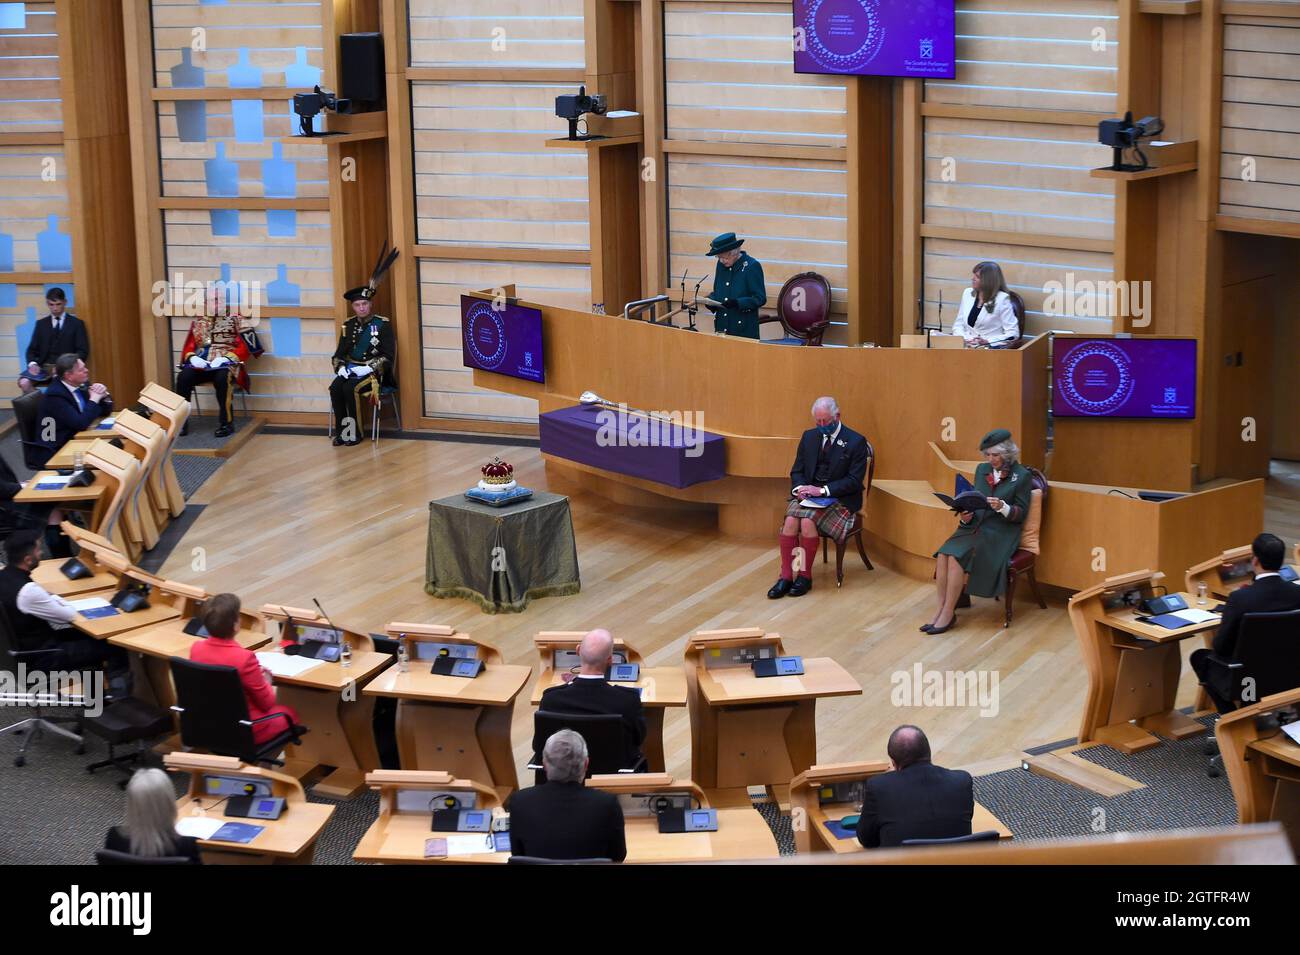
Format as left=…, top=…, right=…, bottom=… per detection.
left=340, top=638, right=352, bottom=668
left=397, top=637, right=409, bottom=673
left=1197, top=582, right=1208, bottom=606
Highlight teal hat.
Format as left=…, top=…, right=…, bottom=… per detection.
left=707, top=232, right=744, bottom=256
left=980, top=428, right=1012, bottom=451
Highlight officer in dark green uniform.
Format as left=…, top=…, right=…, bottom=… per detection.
left=330, top=287, right=395, bottom=445
left=705, top=232, right=766, bottom=339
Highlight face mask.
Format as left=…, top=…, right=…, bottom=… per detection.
left=817, top=422, right=836, bottom=436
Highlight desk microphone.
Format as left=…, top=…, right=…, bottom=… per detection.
left=278, top=605, right=300, bottom=655
left=313, top=598, right=343, bottom=643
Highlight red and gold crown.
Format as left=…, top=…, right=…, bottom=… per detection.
left=481, top=457, right=514, bottom=485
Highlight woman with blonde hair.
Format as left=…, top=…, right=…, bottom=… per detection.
left=951, top=261, right=1020, bottom=348
left=104, top=768, right=202, bottom=862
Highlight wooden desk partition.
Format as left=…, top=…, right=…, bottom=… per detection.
left=530, top=631, right=687, bottom=773
left=472, top=291, right=1049, bottom=537
left=1185, top=545, right=1256, bottom=601
left=354, top=770, right=506, bottom=865
left=257, top=605, right=387, bottom=799
left=789, top=761, right=1012, bottom=854
left=1070, top=570, right=1220, bottom=753
left=1216, top=688, right=1300, bottom=855
left=586, top=773, right=780, bottom=862
left=684, top=629, right=861, bottom=807
left=363, top=623, right=528, bottom=799
left=164, top=753, right=333, bottom=865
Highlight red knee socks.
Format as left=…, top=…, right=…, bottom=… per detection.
left=798, top=535, right=819, bottom=580
left=779, top=534, right=798, bottom=581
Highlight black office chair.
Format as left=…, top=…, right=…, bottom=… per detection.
left=168, top=657, right=307, bottom=766
left=901, top=830, right=1000, bottom=846
left=528, top=710, right=647, bottom=784
left=95, top=849, right=197, bottom=866
left=0, top=604, right=87, bottom=766
left=507, top=856, right=613, bottom=865
left=12, top=391, right=51, bottom=471
left=1199, top=609, right=1300, bottom=777
left=83, top=696, right=174, bottom=785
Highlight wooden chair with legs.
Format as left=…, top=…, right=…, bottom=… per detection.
left=1002, top=467, right=1048, bottom=627
left=138, top=382, right=191, bottom=519
left=819, top=439, right=876, bottom=587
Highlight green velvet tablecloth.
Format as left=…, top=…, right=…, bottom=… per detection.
left=425, top=491, right=580, bottom=614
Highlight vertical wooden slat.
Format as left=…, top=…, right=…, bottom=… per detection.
left=896, top=79, right=923, bottom=341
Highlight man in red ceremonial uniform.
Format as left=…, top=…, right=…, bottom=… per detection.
left=174, top=305, right=251, bottom=438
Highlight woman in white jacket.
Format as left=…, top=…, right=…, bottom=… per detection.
left=950, top=261, right=1021, bottom=348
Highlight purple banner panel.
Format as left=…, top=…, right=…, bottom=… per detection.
left=539, top=404, right=726, bottom=489
left=1053, top=338, right=1197, bottom=419
left=461, top=294, right=545, bottom=384
left=794, top=0, right=956, bottom=79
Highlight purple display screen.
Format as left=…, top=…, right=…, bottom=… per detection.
left=1053, top=338, right=1197, bottom=419
left=460, top=295, right=545, bottom=384
left=793, top=0, right=955, bottom=79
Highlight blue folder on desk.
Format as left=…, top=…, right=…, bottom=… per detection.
left=35, top=482, right=69, bottom=490
left=1146, top=612, right=1203, bottom=630
left=210, top=822, right=264, bottom=844
left=822, top=818, right=858, bottom=841
left=80, top=606, right=120, bottom=620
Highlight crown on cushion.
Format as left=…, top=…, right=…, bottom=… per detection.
left=481, top=457, right=514, bottom=484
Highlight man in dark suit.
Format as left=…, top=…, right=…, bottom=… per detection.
left=856, top=725, right=974, bottom=849
left=18, top=288, right=89, bottom=394
left=509, top=729, right=626, bottom=862
left=33, top=353, right=113, bottom=469
left=768, top=395, right=871, bottom=598
left=534, top=629, right=645, bottom=766
left=1190, top=533, right=1300, bottom=713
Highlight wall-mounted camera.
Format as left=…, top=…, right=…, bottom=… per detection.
left=555, top=85, right=608, bottom=141
left=1098, top=111, right=1166, bottom=172
left=292, top=86, right=352, bottom=137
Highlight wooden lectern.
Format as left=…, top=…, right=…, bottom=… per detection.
left=1216, top=687, right=1300, bottom=854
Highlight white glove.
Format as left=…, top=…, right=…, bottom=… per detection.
left=208, top=355, right=228, bottom=368
left=189, top=355, right=208, bottom=369
left=336, top=366, right=350, bottom=378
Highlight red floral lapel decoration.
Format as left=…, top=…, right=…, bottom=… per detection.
left=986, top=470, right=998, bottom=490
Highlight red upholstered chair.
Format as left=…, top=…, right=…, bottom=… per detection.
left=1003, top=467, right=1048, bottom=627
left=770, top=272, right=832, bottom=346
left=819, top=439, right=875, bottom=586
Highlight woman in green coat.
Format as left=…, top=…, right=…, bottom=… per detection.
left=924, top=429, right=1033, bottom=634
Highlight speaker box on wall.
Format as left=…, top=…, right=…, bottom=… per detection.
left=340, top=32, right=385, bottom=109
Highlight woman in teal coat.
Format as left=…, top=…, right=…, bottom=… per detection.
left=924, top=429, right=1033, bottom=634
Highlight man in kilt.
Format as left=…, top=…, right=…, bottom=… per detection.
left=768, top=396, right=871, bottom=598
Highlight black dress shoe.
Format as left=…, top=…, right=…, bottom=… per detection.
left=927, top=616, right=958, bottom=635
left=788, top=576, right=812, bottom=597
left=180, top=423, right=189, bottom=437
left=332, top=435, right=344, bottom=446
left=214, top=423, right=233, bottom=438
left=767, top=578, right=792, bottom=599
left=344, top=438, right=363, bottom=446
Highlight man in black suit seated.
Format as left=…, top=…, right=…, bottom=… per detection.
left=534, top=628, right=645, bottom=766
left=509, top=729, right=627, bottom=862
left=33, top=353, right=112, bottom=469
left=1190, top=533, right=1300, bottom=713
left=768, top=395, right=870, bottom=598
left=18, top=288, right=89, bottom=394
left=856, top=725, right=974, bottom=849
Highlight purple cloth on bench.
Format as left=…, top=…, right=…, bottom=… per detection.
left=539, top=404, right=726, bottom=489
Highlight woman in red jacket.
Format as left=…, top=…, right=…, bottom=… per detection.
left=190, top=592, right=297, bottom=744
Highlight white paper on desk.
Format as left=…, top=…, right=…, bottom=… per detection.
left=68, top=597, right=112, bottom=612
left=445, top=834, right=493, bottom=857
left=36, top=475, right=71, bottom=488
left=256, top=652, right=323, bottom=677
left=175, top=817, right=224, bottom=839
left=1167, top=608, right=1220, bottom=625
left=1283, top=721, right=1300, bottom=746
left=99, top=417, right=116, bottom=427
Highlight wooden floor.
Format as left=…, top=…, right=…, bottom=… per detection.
left=159, top=435, right=1300, bottom=786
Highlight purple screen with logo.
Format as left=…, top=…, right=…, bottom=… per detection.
left=460, top=295, right=545, bottom=384
left=793, top=0, right=956, bottom=79
left=1053, top=338, right=1197, bottom=419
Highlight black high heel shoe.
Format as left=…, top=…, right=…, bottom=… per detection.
left=925, top=615, right=958, bottom=635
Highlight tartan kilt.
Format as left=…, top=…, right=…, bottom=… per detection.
left=785, top=499, right=856, bottom=542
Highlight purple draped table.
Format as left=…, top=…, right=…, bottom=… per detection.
left=539, top=403, right=726, bottom=488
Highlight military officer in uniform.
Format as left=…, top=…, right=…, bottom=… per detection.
left=330, top=245, right=399, bottom=446
left=175, top=302, right=251, bottom=438
left=704, top=232, right=766, bottom=339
